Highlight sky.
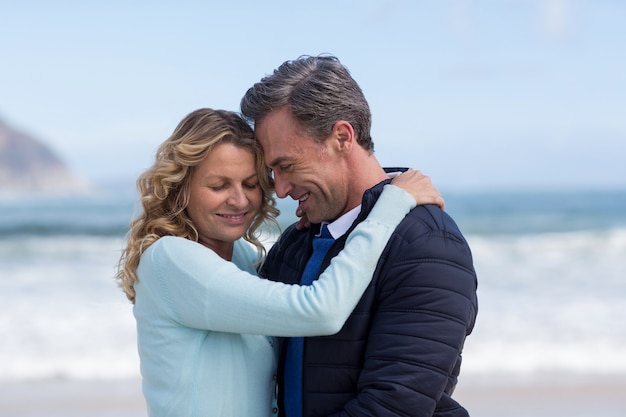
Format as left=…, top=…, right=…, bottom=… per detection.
left=1, top=0, right=625, bottom=192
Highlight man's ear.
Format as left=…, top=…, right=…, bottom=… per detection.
left=332, top=120, right=355, bottom=151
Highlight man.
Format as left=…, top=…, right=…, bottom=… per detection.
left=241, top=55, right=478, bottom=417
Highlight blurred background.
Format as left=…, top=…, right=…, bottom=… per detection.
left=1, top=1, right=625, bottom=416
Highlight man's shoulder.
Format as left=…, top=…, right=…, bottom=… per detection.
left=389, top=205, right=475, bottom=271
left=399, top=204, right=465, bottom=239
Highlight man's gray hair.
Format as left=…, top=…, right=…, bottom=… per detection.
left=240, top=55, right=374, bottom=152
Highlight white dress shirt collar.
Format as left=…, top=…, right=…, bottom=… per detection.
left=321, top=204, right=362, bottom=240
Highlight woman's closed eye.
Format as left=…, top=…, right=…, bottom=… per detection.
left=208, top=183, right=227, bottom=191
left=243, top=181, right=260, bottom=190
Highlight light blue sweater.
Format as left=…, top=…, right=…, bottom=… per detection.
left=133, top=184, right=415, bottom=417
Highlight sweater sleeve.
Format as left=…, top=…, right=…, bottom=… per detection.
left=139, top=184, right=414, bottom=336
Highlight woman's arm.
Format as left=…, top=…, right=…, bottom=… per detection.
left=138, top=184, right=416, bottom=336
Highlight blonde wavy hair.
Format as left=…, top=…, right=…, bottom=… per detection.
left=116, top=108, right=279, bottom=303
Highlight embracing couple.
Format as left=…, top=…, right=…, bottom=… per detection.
left=116, top=55, right=478, bottom=417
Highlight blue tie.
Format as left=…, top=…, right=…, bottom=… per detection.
left=284, top=224, right=334, bottom=417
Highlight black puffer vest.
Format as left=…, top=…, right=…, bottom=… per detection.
left=261, top=178, right=478, bottom=417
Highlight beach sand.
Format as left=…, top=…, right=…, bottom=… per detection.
left=1, top=373, right=624, bottom=417
left=0, top=378, right=146, bottom=417
left=454, top=373, right=626, bottom=417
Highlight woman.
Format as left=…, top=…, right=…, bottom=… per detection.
left=116, top=108, right=443, bottom=417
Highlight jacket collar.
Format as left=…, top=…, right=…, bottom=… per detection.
left=312, top=167, right=409, bottom=240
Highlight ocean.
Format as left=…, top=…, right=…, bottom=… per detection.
left=1, top=189, right=625, bottom=382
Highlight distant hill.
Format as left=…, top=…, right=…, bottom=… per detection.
left=0, top=117, right=89, bottom=195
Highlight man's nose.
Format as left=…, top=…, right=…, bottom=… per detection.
left=273, top=173, right=292, bottom=199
